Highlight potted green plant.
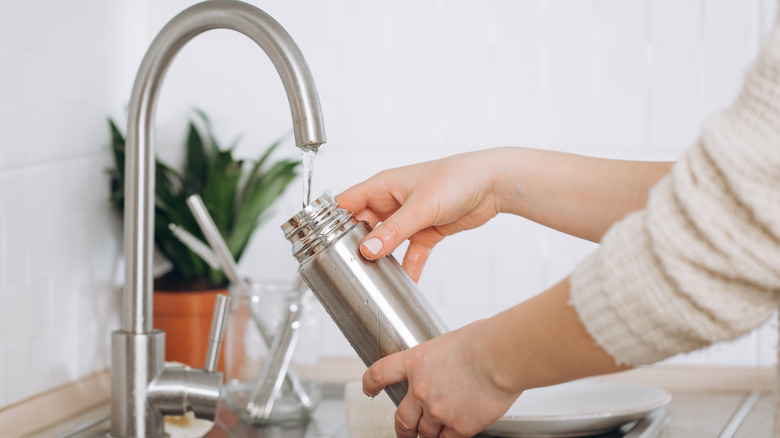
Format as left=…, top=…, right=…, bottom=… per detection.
left=108, top=109, right=300, bottom=369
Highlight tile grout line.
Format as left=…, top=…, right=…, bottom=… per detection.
left=0, top=150, right=109, bottom=175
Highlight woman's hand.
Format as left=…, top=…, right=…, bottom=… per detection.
left=337, top=147, right=672, bottom=282
left=362, top=278, right=630, bottom=438
left=336, top=149, right=504, bottom=282
left=362, top=319, right=522, bottom=438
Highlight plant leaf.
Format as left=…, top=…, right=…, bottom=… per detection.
left=201, top=149, right=242, bottom=239
left=192, top=107, right=221, bottom=152
left=183, top=121, right=208, bottom=195
left=236, top=134, right=289, bottom=208
left=230, top=159, right=299, bottom=258
left=108, top=118, right=126, bottom=211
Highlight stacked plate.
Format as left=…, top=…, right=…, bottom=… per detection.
left=344, top=379, right=671, bottom=438
left=481, top=380, right=671, bottom=437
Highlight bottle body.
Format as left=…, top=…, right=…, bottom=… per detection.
left=282, top=194, right=448, bottom=405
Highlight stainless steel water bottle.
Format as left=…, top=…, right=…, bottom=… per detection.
left=281, top=193, right=449, bottom=405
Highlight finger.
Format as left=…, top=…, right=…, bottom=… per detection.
left=335, top=181, right=377, bottom=214
left=358, top=201, right=438, bottom=260
left=416, top=412, right=443, bottom=438
left=362, top=352, right=408, bottom=398
left=440, top=428, right=468, bottom=438
left=394, top=397, right=423, bottom=438
left=401, top=243, right=430, bottom=283
left=336, top=178, right=399, bottom=217
left=402, top=228, right=445, bottom=282
left=353, top=208, right=382, bottom=228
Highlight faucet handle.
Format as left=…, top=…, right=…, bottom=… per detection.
left=147, top=294, right=230, bottom=422
left=205, top=294, right=231, bottom=372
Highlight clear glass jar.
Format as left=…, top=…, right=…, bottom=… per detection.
left=223, top=281, right=323, bottom=424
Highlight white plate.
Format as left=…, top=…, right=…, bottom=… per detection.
left=481, top=380, right=671, bottom=437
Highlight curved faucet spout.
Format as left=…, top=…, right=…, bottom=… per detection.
left=124, top=0, right=326, bottom=334
left=113, top=2, right=326, bottom=436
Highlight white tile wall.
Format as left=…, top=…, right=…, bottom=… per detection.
left=0, top=0, right=128, bottom=407
left=0, top=347, right=5, bottom=407
left=0, top=0, right=776, bottom=408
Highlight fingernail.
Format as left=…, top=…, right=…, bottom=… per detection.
left=362, top=237, right=383, bottom=256
left=362, top=388, right=375, bottom=399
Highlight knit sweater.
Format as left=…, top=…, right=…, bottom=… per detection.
left=569, top=8, right=780, bottom=436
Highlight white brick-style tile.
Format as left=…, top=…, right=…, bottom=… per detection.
left=650, top=0, right=702, bottom=44
left=0, top=104, right=29, bottom=169
left=3, top=170, right=30, bottom=289
left=543, top=0, right=598, bottom=150
left=760, top=0, right=780, bottom=39
left=702, top=44, right=752, bottom=116
left=432, top=228, right=496, bottom=330
left=29, top=335, right=57, bottom=396
left=0, top=291, right=6, bottom=346
left=597, top=0, right=648, bottom=46
left=492, top=215, right=546, bottom=310
left=0, top=173, right=7, bottom=290
left=5, top=341, right=31, bottom=405
left=649, top=43, right=702, bottom=150
left=542, top=228, right=598, bottom=290
left=757, top=313, right=779, bottom=367
left=703, top=0, right=755, bottom=47
left=597, top=44, right=649, bottom=150
left=0, top=347, right=6, bottom=406
left=24, top=167, right=53, bottom=277
left=2, top=284, right=33, bottom=347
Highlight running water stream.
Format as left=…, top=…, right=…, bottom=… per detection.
left=301, top=149, right=317, bottom=208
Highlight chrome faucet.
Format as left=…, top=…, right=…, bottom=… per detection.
left=111, top=1, right=326, bottom=436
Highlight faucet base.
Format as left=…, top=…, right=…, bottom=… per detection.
left=110, top=330, right=167, bottom=438
left=110, top=330, right=224, bottom=437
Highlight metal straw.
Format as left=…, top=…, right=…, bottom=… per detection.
left=186, top=194, right=313, bottom=410
left=204, top=294, right=232, bottom=372
left=246, top=290, right=304, bottom=420
left=185, top=195, right=242, bottom=283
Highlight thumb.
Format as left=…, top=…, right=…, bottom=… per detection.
left=363, top=350, right=408, bottom=398
left=359, top=219, right=404, bottom=260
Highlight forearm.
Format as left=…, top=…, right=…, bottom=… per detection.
left=490, top=147, right=672, bottom=242
left=483, top=277, right=629, bottom=393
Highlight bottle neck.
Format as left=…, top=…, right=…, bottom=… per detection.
left=282, top=193, right=355, bottom=263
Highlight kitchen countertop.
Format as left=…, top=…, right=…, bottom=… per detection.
left=659, top=392, right=772, bottom=437
left=3, top=363, right=775, bottom=437
left=205, top=386, right=774, bottom=438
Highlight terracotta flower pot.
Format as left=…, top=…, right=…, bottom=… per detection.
left=153, top=288, right=229, bottom=371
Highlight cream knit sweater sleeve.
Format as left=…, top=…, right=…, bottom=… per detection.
left=569, top=21, right=780, bottom=367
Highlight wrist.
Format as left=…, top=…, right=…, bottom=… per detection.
left=485, top=147, right=532, bottom=216
left=477, top=311, right=529, bottom=395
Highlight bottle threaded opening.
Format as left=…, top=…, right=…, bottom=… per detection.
left=281, top=193, right=355, bottom=263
